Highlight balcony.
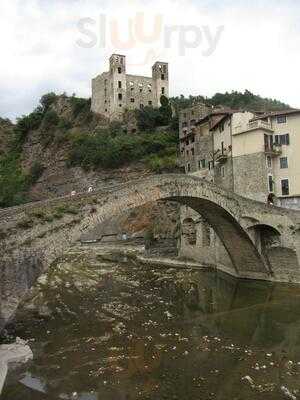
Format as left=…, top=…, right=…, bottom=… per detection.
left=234, top=120, right=273, bottom=135
left=215, top=149, right=229, bottom=163
left=264, top=143, right=282, bottom=156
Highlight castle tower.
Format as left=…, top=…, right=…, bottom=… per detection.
left=152, top=61, right=169, bottom=107
left=109, top=54, right=127, bottom=120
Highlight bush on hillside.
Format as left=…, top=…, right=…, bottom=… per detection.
left=68, top=130, right=178, bottom=171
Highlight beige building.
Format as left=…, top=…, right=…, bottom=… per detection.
left=179, top=106, right=300, bottom=209
left=179, top=104, right=300, bottom=270
left=91, top=54, right=169, bottom=121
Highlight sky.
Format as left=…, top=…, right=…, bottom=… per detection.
left=1, top=0, right=300, bottom=121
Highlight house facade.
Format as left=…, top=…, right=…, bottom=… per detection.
left=179, top=106, right=300, bottom=209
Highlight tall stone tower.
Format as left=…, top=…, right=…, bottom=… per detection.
left=152, top=62, right=169, bottom=107
left=109, top=54, right=127, bottom=120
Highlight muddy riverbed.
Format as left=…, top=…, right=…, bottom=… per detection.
left=2, top=246, right=300, bottom=399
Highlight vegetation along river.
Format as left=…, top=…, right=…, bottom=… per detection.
left=2, top=246, right=300, bottom=400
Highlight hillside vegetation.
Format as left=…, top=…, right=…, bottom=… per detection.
left=171, top=89, right=291, bottom=115
left=0, top=89, right=292, bottom=208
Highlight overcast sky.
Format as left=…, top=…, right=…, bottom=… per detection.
left=1, top=0, right=300, bottom=121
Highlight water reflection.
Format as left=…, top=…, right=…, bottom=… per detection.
left=3, top=250, right=300, bottom=399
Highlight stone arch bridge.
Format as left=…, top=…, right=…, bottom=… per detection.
left=1, top=174, right=300, bottom=330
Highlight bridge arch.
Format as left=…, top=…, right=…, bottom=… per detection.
left=68, top=175, right=271, bottom=279
left=2, top=174, right=300, bottom=331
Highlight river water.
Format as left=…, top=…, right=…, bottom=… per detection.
left=2, top=247, right=300, bottom=400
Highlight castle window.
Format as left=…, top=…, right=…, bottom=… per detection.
left=118, top=67, right=122, bottom=74
left=118, top=81, right=122, bottom=89
left=161, top=87, right=165, bottom=94
left=118, top=93, right=122, bottom=100
left=130, top=98, right=135, bottom=103
left=140, top=104, right=144, bottom=109
left=119, top=104, right=122, bottom=107
left=131, top=87, right=134, bottom=92
left=161, top=74, right=165, bottom=80
left=140, top=88, right=143, bottom=93
left=148, top=101, right=152, bottom=106
left=105, top=109, right=108, bottom=112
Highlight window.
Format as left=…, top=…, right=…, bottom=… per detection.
left=118, top=81, right=122, bottom=89
left=221, top=166, right=225, bottom=177
left=191, top=148, right=194, bottom=156
left=118, top=67, right=122, bottom=74
left=119, top=104, right=122, bottom=107
left=281, top=179, right=289, bottom=195
left=118, top=93, right=122, bottom=100
left=280, top=157, right=288, bottom=169
left=140, top=103, right=144, bottom=109
left=105, top=108, right=108, bottom=112
left=277, top=115, right=287, bottom=124
left=187, top=163, right=191, bottom=172
left=200, top=159, right=206, bottom=169
left=266, top=156, right=272, bottom=168
left=161, top=87, right=165, bottom=94
left=148, top=101, right=152, bottom=106
left=208, top=161, right=214, bottom=170
left=268, top=174, right=274, bottom=192
left=221, top=141, right=224, bottom=154
left=219, top=122, right=225, bottom=132
left=275, top=134, right=290, bottom=145
left=161, top=74, right=165, bottom=80
left=130, top=98, right=135, bottom=103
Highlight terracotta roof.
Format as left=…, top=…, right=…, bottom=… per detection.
left=251, top=109, right=300, bottom=121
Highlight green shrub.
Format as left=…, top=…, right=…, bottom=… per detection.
left=27, top=161, right=45, bottom=185
left=43, top=110, right=59, bottom=130
left=70, top=96, right=91, bottom=117
left=68, top=130, right=178, bottom=171
left=58, top=118, right=72, bottom=131
left=40, top=93, right=57, bottom=112
left=0, top=153, right=27, bottom=207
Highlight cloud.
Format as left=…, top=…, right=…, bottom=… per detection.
left=0, top=0, right=300, bottom=121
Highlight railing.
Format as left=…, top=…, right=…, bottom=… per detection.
left=234, top=120, right=273, bottom=134
left=215, top=148, right=229, bottom=163
left=264, top=143, right=282, bottom=155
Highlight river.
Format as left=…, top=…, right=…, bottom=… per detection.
left=2, top=246, right=300, bottom=400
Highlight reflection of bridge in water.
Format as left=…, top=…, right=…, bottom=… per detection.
left=1, top=174, right=300, bottom=331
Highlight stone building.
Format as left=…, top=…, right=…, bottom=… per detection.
left=178, top=104, right=300, bottom=266
left=91, top=54, right=169, bottom=121
left=179, top=106, right=300, bottom=208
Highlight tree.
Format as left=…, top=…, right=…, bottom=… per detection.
left=40, top=93, right=57, bottom=112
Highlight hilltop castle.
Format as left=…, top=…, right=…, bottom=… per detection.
left=91, top=54, right=169, bottom=121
